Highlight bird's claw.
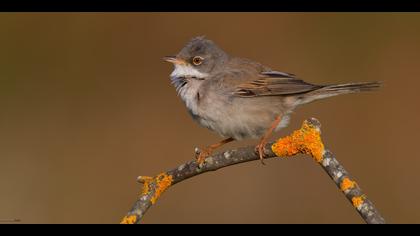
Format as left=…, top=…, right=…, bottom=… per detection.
left=255, top=142, right=268, bottom=165
left=194, top=147, right=211, bottom=168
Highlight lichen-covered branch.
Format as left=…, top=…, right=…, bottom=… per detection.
left=121, top=118, right=385, bottom=224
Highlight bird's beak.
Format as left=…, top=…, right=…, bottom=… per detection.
left=163, top=56, right=186, bottom=65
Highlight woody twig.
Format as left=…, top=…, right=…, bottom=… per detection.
left=121, top=118, right=385, bottom=224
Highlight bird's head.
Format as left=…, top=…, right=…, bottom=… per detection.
left=164, top=36, right=228, bottom=79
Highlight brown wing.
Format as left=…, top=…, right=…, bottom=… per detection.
left=233, top=72, right=323, bottom=97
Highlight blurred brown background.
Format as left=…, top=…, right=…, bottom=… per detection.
left=0, top=13, right=419, bottom=224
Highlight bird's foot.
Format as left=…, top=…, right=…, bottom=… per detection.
left=254, top=115, right=283, bottom=165
left=255, top=141, right=269, bottom=165
left=194, top=147, right=213, bottom=168
left=194, top=138, right=235, bottom=168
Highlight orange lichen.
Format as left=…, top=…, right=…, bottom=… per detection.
left=141, top=182, right=150, bottom=195
left=138, top=176, right=153, bottom=183
left=272, top=120, right=325, bottom=162
left=150, top=173, right=173, bottom=205
left=340, top=177, right=356, bottom=192
left=138, top=176, right=153, bottom=195
left=120, top=215, right=137, bottom=224
left=352, top=196, right=364, bottom=208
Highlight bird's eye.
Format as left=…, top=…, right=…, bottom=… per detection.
left=192, top=56, right=203, bottom=66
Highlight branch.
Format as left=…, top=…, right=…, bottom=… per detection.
left=121, top=118, right=385, bottom=224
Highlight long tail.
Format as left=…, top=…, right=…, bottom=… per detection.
left=299, top=81, right=382, bottom=105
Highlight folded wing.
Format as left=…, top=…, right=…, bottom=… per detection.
left=234, top=71, right=322, bottom=97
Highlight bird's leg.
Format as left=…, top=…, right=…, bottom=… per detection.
left=255, top=115, right=282, bottom=165
left=195, top=137, right=235, bottom=166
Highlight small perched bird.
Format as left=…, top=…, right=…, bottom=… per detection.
left=164, top=36, right=380, bottom=165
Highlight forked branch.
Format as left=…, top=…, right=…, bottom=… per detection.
left=121, top=118, right=385, bottom=224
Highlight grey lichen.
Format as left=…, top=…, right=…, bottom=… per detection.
left=224, top=151, right=231, bottom=159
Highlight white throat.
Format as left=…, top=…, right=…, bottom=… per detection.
left=170, top=64, right=209, bottom=118
left=170, top=64, right=209, bottom=78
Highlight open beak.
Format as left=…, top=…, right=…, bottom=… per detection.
left=163, top=56, right=186, bottom=65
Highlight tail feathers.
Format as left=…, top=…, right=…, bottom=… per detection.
left=299, top=81, right=381, bottom=104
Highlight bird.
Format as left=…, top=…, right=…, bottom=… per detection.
left=163, top=36, right=380, bottom=165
